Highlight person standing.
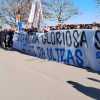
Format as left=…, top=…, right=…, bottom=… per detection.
left=7, top=29, right=14, bottom=49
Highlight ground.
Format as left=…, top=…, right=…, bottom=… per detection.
left=0, top=48, right=100, bottom=100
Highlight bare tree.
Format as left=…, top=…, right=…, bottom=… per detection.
left=95, top=0, right=100, bottom=5
left=95, top=0, right=100, bottom=21
left=0, top=0, right=78, bottom=26
left=42, top=0, right=78, bottom=23
left=95, top=0, right=100, bottom=11
left=0, top=0, right=32, bottom=27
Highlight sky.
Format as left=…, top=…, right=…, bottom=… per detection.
left=0, top=0, right=98, bottom=24
left=45, top=0, right=98, bottom=25
left=67, top=0, right=97, bottom=24
left=72, top=0, right=96, bottom=14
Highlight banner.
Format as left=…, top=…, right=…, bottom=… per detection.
left=13, top=30, right=100, bottom=71
left=28, top=0, right=43, bottom=30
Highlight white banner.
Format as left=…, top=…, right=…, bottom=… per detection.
left=13, top=30, right=100, bottom=71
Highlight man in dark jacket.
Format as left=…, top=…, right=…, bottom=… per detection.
left=0, top=31, right=2, bottom=47
left=0, top=30, right=6, bottom=48
left=7, top=30, right=14, bottom=48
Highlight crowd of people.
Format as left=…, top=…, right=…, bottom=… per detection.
left=22, top=23, right=100, bottom=33
left=51, top=23, right=99, bottom=30
left=0, top=23, right=99, bottom=49
left=0, top=29, right=14, bottom=49
left=43, top=23, right=100, bottom=32
left=17, top=23, right=100, bottom=34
